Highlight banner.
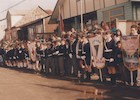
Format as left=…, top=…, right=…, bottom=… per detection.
left=88, top=35, right=105, bottom=69
left=121, top=35, right=140, bottom=71
left=27, top=41, right=36, bottom=62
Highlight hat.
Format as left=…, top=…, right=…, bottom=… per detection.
left=103, top=30, right=111, bottom=34
left=46, top=41, right=51, bottom=45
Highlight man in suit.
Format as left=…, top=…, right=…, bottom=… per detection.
left=64, top=39, right=72, bottom=76
left=70, top=34, right=78, bottom=77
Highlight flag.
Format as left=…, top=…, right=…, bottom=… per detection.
left=60, top=14, right=64, bottom=32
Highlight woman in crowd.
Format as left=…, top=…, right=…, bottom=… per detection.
left=82, top=35, right=91, bottom=81
left=101, top=21, right=110, bottom=31
left=114, top=29, right=122, bottom=45
left=115, top=41, right=128, bottom=85
left=103, top=30, right=116, bottom=85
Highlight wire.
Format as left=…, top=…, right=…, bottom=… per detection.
left=0, top=0, right=27, bottom=13
left=0, top=18, right=6, bottom=21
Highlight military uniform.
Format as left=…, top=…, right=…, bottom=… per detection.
left=64, top=40, right=72, bottom=76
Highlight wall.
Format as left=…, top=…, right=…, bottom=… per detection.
left=0, top=20, right=7, bottom=40
left=63, top=0, right=70, bottom=19
left=11, top=16, right=24, bottom=27
left=61, top=0, right=129, bottom=20
left=132, top=2, right=140, bottom=20
left=116, top=20, right=140, bottom=35
left=97, top=2, right=132, bottom=24
left=6, top=12, right=11, bottom=29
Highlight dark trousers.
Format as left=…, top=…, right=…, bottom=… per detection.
left=116, top=63, right=128, bottom=82
left=40, top=58, right=46, bottom=73
left=71, top=55, right=78, bottom=76
left=52, top=57, right=59, bottom=75
left=45, top=57, right=52, bottom=74
left=58, top=56, right=64, bottom=75
left=64, top=56, right=72, bottom=76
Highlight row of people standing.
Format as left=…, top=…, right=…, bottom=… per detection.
left=0, top=23, right=139, bottom=86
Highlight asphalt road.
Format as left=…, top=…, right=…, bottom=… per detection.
left=0, top=67, right=140, bottom=100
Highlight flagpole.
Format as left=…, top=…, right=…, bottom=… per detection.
left=59, top=5, right=62, bottom=33
left=80, top=0, right=83, bottom=32
left=59, top=5, right=61, bottom=21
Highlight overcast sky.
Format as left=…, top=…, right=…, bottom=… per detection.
left=0, top=0, right=58, bottom=19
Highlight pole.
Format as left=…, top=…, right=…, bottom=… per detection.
left=130, top=71, right=134, bottom=86
left=99, top=69, right=103, bottom=82
left=59, top=5, right=61, bottom=21
left=80, top=0, right=83, bottom=31
left=59, top=5, right=61, bottom=35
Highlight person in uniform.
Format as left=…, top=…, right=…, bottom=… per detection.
left=82, top=35, right=91, bottom=81
left=20, top=43, right=28, bottom=68
left=8, top=45, right=15, bottom=67
left=58, top=39, right=65, bottom=76
left=70, top=34, right=78, bottom=76
left=103, top=30, right=116, bottom=85
left=39, top=43, right=46, bottom=74
left=76, top=35, right=85, bottom=81
left=45, top=41, right=53, bottom=75
left=0, top=43, right=5, bottom=66
left=11, top=45, right=18, bottom=68
left=130, top=25, right=139, bottom=86
left=23, top=42, right=29, bottom=69
left=115, top=41, right=128, bottom=85
left=51, top=40, right=59, bottom=75
left=17, top=44, right=25, bottom=68
left=5, top=46, right=11, bottom=67
left=64, top=39, right=72, bottom=76
left=36, top=42, right=41, bottom=72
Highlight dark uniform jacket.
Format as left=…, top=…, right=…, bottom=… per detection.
left=103, top=39, right=115, bottom=66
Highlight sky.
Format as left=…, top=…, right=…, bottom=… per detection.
left=0, top=0, right=58, bottom=19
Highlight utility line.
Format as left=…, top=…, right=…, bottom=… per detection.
left=0, top=18, right=6, bottom=21
left=0, top=0, right=27, bottom=13
left=0, top=0, right=27, bottom=21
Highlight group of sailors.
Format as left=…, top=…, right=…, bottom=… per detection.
left=0, top=22, right=139, bottom=86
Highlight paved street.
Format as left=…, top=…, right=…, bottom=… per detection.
left=0, top=67, right=140, bottom=100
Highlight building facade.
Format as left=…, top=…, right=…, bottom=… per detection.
left=0, top=19, right=7, bottom=41
left=49, top=0, right=140, bottom=32
left=5, top=10, right=26, bottom=41
left=15, top=6, right=57, bottom=41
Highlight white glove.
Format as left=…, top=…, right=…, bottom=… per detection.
left=69, top=53, right=72, bottom=58
left=81, top=56, right=86, bottom=60
left=13, top=56, right=16, bottom=59
left=91, top=56, right=94, bottom=60
left=55, top=51, right=59, bottom=54
left=81, top=64, right=85, bottom=68
left=53, top=51, right=59, bottom=55
left=109, top=58, right=114, bottom=62
left=76, top=55, right=80, bottom=59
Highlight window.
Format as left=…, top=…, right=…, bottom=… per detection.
left=136, top=7, right=140, bottom=20
left=103, top=7, right=124, bottom=22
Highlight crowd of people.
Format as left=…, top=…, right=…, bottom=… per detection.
left=0, top=21, right=140, bottom=86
